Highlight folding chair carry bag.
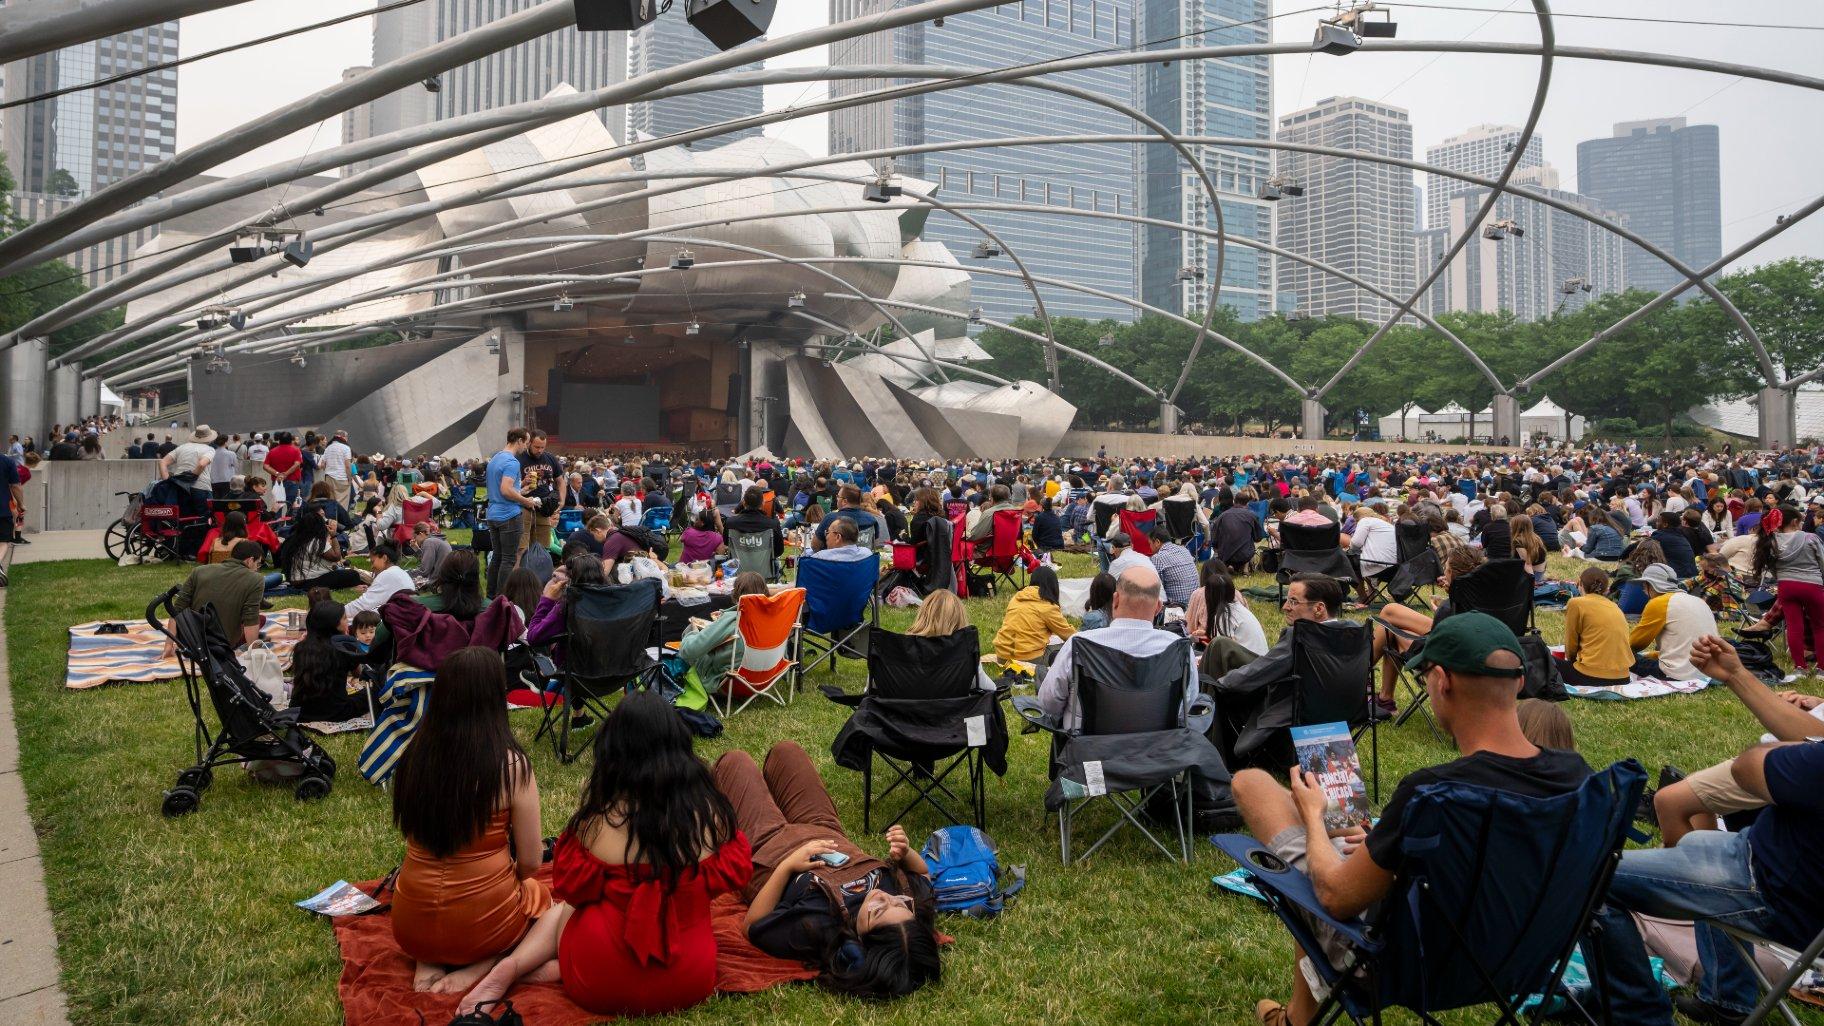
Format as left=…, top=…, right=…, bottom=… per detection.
left=1161, top=500, right=1197, bottom=543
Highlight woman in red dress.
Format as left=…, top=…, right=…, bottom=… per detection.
left=456, top=691, right=751, bottom=1017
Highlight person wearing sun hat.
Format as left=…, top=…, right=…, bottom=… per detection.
left=1629, top=562, right=1719, bottom=681
left=1233, top=610, right=1593, bottom=1026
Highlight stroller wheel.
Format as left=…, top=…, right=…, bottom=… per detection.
left=294, top=775, right=332, bottom=802
left=161, top=786, right=201, bottom=817
left=175, top=766, right=213, bottom=791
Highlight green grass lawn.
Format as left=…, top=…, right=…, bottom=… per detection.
left=5, top=550, right=1821, bottom=1025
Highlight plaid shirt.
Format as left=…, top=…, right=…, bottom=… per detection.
left=1061, top=500, right=1091, bottom=538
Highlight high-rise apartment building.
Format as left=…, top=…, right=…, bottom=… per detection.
left=1273, top=96, right=1414, bottom=322
left=1423, top=124, right=1543, bottom=235
left=1414, top=166, right=1627, bottom=322
left=1575, top=117, right=1721, bottom=296
left=1137, top=0, right=1276, bottom=321
left=2, top=16, right=178, bottom=285
left=625, top=14, right=764, bottom=143
left=829, top=0, right=1144, bottom=326
left=353, top=0, right=627, bottom=171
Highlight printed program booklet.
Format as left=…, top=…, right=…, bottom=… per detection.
left=296, top=880, right=380, bottom=917
left=1291, top=721, right=1371, bottom=832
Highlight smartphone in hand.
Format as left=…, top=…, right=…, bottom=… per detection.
left=812, top=852, right=850, bottom=867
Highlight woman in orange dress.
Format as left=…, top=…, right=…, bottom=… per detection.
left=389, top=647, right=552, bottom=994
left=455, top=691, right=751, bottom=1018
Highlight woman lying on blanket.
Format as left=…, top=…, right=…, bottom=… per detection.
left=390, top=648, right=552, bottom=996
left=719, top=741, right=943, bottom=998
left=455, top=690, right=752, bottom=1017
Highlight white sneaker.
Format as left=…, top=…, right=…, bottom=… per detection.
left=1782, top=672, right=1806, bottom=684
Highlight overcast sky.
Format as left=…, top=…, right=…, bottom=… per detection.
left=176, top=0, right=1822, bottom=266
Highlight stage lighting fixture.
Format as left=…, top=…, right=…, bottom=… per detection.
left=685, top=0, right=775, bottom=51
left=863, top=170, right=902, bottom=202
left=485, top=333, right=501, bottom=355
left=552, top=293, right=574, bottom=311
left=623, top=334, right=639, bottom=346
left=422, top=76, right=441, bottom=93
left=788, top=290, right=806, bottom=309
left=228, top=311, right=248, bottom=331
left=1482, top=224, right=1507, bottom=241
left=970, top=241, right=1001, bottom=259
left=291, top=352, right=307, bottom=368
left=197, top=315, right=224, bottom=330
left=670, top=248, right=695, bottom=270
left=228, top=233, right=264, bottom=263
left=1483, top=218, right=1522, bottom=240
left=1177, top=265, right=1204, bottom=282
left=1258, top=181, right=1283, bottom=201
left=1313, top=21, right=1360, bottom=55
left=686, top=320, right=702, bottom=335
left=1560, top=277, right=1591, bottom=295
left=282, top=234, right=313, bottom=268
left=574, top=0, right=662, bottom=31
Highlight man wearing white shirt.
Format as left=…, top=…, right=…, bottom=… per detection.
left=1037, top=565, right=1198, bottom=732
left=1105, top=532, right=1151, bottom=579
left=247, top=434, right=269, bottom=468
left=319, top=430, right=354, bottom=503
left=341, top=542, right=413, bottom=621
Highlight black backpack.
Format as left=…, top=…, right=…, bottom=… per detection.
left=1517, top=632, right=1567, bottom=701
left=1730, top=639, right=1783, bottom=686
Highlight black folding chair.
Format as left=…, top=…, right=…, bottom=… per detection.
left=823, top=626, right=1006, bottom=831
left=532, top=577, right=663, bottom=763
left=1276, top=520, right=1361, bottom=602
left=1375, top=557, right=1533, bottom=737
left=1014, top=637, right=1226, bottom=864
left=1370, top=521, right=1440, bottom=610
left=1218, top=619, right=1381, bottom=801
left=1160, top=499, right=1198, bottom=543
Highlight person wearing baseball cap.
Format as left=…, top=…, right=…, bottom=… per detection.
left=1234, top=610, right=1593, bottom=1026
left=1629, top=562, right=1719, bottom=681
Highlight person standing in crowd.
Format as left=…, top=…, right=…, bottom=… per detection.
left=320, top=429, right=354, bottom=505
left=484, top=429, right=539, bottom=598
left=163, top=425, right=219, bottom=492
left=516, top=430, right=566, bottom=564
left=262, top=432, right=305, bottom=511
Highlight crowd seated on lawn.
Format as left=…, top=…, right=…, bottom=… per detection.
left=78, top=425, right=1824, bottom=1024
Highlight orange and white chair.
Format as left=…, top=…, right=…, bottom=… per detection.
left=712, top=587, right=806, bottom=716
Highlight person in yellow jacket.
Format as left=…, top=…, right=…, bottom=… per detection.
left=993, top=565, right=1076, bottom=664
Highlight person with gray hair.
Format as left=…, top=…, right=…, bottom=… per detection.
left=1034, top=564, right=1198, bottom=732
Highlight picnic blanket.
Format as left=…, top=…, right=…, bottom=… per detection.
left=65, top=612, right=304, bottom=690
left=1546, top=646, right=1715, bottom=700
left=333, top=869, right=816, bottom=1026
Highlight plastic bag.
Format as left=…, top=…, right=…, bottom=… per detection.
left=884, top=585, right=925, bottom=608
left=241, top=644, right=288, bottom=708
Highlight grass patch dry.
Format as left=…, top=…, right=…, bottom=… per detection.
left=5, top=551, right=1820, bottom=1025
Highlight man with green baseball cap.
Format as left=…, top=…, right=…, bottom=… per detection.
left=1232, top=610, right=1593, bottom=1026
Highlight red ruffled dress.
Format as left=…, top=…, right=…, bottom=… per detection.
left=550, top=829, right=754, bottom=1017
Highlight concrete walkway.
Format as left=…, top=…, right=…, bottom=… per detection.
left=0, top=592, right=71, bottom=1025
left=10, top=531, right=107, bottom=566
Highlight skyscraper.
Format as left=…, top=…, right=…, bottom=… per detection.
left=829, top=0, right=1143, bottom=326
left=2, top=16, right=178, bottom=284
left=1423, top=124, right=1543, bottom=235
left=1414, top=166, right=1627, bottom=323
left=625, top=14, right=764, bottom=143
left=1273, top=96, right=1414, bottom=322
left=1576, top=117, right=1721, bottom=296
left=1137, top=0, right=1276, bottom=321
left=355, top=0, right=627, bottom=164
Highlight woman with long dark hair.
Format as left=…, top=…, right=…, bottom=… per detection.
left=390, top=648, right=550, bottom=994
left=428, top=549, right=486, bottom=621
left=288, top=599, right=369, bottom=721
left=719, top=741, right=941, bottom=999
left=526, top=554, right=609, bottom=670
left=277, top=505, right=364, bottom=589
left=1080, top=572, right=1118, bottom=631
left=1753, top=503, right=1824, bottom=679
left=993, top=564, right=1074, bottom=664
left=1185, top=559, right=1266, bottom=655
left=454, top=691, right=749, bottom=1017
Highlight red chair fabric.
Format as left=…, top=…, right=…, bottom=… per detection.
left=391, top=496, right=436, bottom=546
left=1119, top=508, right=1159, bottom=557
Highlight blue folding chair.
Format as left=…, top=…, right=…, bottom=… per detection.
left=795, top=554, right=880, bottom=680
left=640, top=504, right=673, bottom=534
left=1213, top=759, right=1647, bottom=1026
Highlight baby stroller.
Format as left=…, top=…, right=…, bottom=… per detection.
left=149, top=588, right=337, bottom=816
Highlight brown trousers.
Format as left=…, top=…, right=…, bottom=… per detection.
left=712, top=741, right=881, bottom=901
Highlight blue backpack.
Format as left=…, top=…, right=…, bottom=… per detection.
left=921, top=826, right=1024, bottom=918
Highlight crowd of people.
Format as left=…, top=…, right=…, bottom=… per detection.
left=76, top=422, right=1824, bottom=1023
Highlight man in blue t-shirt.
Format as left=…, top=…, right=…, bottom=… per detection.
left=1592, top=635, right=1824, bottom=1025
left=483, top=428, right=538, bottom=597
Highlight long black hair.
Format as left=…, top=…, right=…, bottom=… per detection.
left=1029, top=564, right=1061, bottom=606
left=1085, top=572, right=1118, bottom=615
left=817, top=875, right=942, bottom=999
left=277, top=505, right=329, bottom=576
left=392, top=647, right=526, bottom=858
left=288, top=600, right=349, bottom=707
left=566, top=690, right=735, bottom=884
left=431, top=549, right=484, bottom=621
left=1199, top=559, right=1238, bottom=641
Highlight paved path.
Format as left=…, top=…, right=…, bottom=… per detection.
left=10, top=532, right=106, bottom=566
left=0, top=592, right=72, bottom=1025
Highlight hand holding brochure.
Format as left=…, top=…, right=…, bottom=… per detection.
left=1290, top=721, right=1371, bottom=833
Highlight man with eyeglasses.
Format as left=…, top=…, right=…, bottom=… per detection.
left=1205, top=574, right=1347, bottom=761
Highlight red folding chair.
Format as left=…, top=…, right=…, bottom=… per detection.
left=713, top=588, right=807, bottom=716
left=1118, top=508, right=1159, bottom=557
left=392, top=496, right=437, bottom=547
left=973, top=508, right=1030, bottom=591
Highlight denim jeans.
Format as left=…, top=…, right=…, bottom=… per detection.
left=486, top=515, right=523, bottom=597
left=1591, top=830, right=1778, bottom=1022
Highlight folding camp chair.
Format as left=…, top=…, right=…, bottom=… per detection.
left=639, top=504, right=673, bottom=535
left=1276, top=520, right=1361, bottom=602
left=972, top=508, right=1028, bottom=592
left=1369, top=521, right=1439, bottom=609
left=727, top=526, right=780, bottom=581
left=1212, top=759, right=1647, bottom=1026
left=1118, top=508, right=1159, bottom=556
left=1214, top=619, right=1381, bottom=801
left=1014, top=637, right=1226, bottom=864
left=710, top=588, right=805, bottom=716
left=533, top=577, right=663, bottom=763
left=923, top=515, right=958, bottom=596
left=823, top=626, right=1006, bottom=831
left=1375, top=557, right=1533, bottom=737
left=1710, top=921, right=1824, bottom=1026
left=795, top=554, right=881, bottom=678
left=713, top=482, right=743, bottom=518
left=1160, top=500, right=1198, bottom=544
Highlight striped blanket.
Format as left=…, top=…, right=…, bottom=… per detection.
left=357, top=667, right=435, bottom=786
left=66, top=613, right=304, bottom=690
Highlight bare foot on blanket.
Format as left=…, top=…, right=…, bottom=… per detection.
left=456, top=956, right=521, bottom=1017
left=412, top=960, right=448, bottom=992
left=430, top=957, right=499, bottom=995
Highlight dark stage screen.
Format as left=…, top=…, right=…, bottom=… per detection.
left=558, top=381, right=662, bottom=441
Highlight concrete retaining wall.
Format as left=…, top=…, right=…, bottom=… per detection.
left=1052, top=430, right=1518, bottom=461
left=19, top=459, right=162, bottom=533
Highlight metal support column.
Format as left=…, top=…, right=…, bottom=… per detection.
left=1159, top=398, right=1180, bottom=435
left=1760, top=387, right=1797, bottom=450
left=1492, top=393, right=1520, bottom=447
left=1, top=337, right=49, bottom=442
left=1301, top=398, right=1327, bottom=441
left=48, top=362, right=81, bottom=432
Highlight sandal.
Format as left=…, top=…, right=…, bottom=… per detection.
left=448, top=999, right=522, bottom=1026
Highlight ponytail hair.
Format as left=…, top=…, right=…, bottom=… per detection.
left=1753, top=505, right=1794, bottom=580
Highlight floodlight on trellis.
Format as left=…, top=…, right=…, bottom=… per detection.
left=788, top=289, right=806, bottom=309
left=1177, top=265, right=1205, bottom=282
left=552, top=292, right=574, bottom=311
left=968, top=307, right=984, bottom=324
left=686, top=320, right=702, bottom=335
left=971, top=241, right=1002, bottom=259
left=1560, top=277, right=1592, bottom=295
left=1483, top=218, right=1524, bottom=240
left=863, top=165, right=903, bottom=203
left=1257, top=176, right=1304, bottom=201
left=670, top=248, right=695, bottom=270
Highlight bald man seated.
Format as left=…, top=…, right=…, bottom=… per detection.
left=1231, top=612, right=1592, bottom=1026
left=1035, top=565, right=1200, bottom=732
